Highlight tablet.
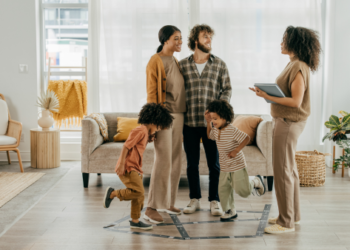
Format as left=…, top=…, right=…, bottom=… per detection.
left=254, top=83, right=285, bottom=104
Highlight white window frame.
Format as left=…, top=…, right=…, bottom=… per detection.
left=39, top=1, right=88, bottom=142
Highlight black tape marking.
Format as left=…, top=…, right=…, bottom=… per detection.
left=170, top=214, right=191, bottom=240
left=256, top=204, right=271, bottom=236
left=198, top=209, right=263, bottom=213
left=104, top=205, right=272, bottom=240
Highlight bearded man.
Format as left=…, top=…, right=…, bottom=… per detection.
left=179, top=24, right=232, bottom=216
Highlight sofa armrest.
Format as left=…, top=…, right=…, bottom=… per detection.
left=81, top=118, right=103, bottom=173
left=256, top=120, right=273, bottom=176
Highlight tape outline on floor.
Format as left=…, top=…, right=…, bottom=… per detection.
left=104, top=204, right=271, bottom=240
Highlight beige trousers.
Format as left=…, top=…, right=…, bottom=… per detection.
left=273, top=117, right=306, bottom=228
left=218, top=168, right=253, bottom=212
left=147, top=113, right=184, bottom=209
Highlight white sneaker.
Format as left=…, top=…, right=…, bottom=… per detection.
left=183, top=199, right=200, bottom=214
left=220, top=209, right=238, bottom=221
left=252, top=175, right=266, bottom=196
left=210, top=200, right=223, bottom=216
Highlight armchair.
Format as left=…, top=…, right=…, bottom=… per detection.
left=0, top=94, right=24, bottom=172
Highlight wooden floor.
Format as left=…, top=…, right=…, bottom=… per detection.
left=1, top=162, right=350, bottom=250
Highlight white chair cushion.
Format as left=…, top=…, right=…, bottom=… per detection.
left=0, top=135, right=17, bottom=145
left=0, top=99, right=9, bottom=135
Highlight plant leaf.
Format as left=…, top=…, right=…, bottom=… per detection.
left=322, top=132, right=333, bottom=142
left=329, top=115, right=341, bottom=126
left=339, top=110, right=349, bottom=117
left=325, top=121, right=338, bottom=129
left=342, top=114, right=350, bottom=125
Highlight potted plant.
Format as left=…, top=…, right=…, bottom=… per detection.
left=36, top=90, right=59, bottom=130
left=322, top=111, right=350, bottom=172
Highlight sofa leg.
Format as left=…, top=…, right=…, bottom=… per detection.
left=82, top=173, right=89, bottom=188
left=267, top=176, right=274, bottom=191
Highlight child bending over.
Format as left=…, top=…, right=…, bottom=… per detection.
left=103, top=103, right=174, bottom=230
left=205, top=100, right=266, bottom=221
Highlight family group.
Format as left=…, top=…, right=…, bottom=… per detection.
left=103, top=24, right=321, bottom=235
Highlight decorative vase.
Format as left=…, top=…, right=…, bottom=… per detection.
left=38, top=110, right=54, bottom=130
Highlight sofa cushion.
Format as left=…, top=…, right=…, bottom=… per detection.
left=113, top=117, right=139, bottom=142
left=103, top=112, right=138, bottom=142
left=0, top=135, right=17, bottom=145
left=86, top=113, right=109, bottom=141
left=232, top=116, right=263, bottom=145
left=0, top=100, right=8, bottom=135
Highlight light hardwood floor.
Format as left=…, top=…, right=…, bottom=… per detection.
left=1, top=162, right=350, bottom=250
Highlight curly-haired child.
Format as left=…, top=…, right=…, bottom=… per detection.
left=205, top=100, right=266, bottom=221
left=103, top=103, right=174, bottom=230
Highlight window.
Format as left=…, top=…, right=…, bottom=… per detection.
left=41, top=0, right=88, bottom=140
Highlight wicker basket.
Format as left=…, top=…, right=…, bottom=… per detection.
left=296, top=150, right=330, bottom=187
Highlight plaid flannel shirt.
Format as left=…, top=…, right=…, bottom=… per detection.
left=179, top=54, right=232, bottom=127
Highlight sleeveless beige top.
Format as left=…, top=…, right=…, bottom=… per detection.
left=271, top=57, right=311, bottom=122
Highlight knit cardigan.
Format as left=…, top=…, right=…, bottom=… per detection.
left=146, top=54, right=181, bottom=105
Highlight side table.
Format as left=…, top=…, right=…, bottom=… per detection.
left=30, top=129, right=60, bottom=169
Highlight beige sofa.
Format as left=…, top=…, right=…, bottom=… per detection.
left=81, top=113, right=274, bottom=190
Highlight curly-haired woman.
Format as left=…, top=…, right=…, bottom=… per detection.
left=144, top=25, right=186, bottom=224
left=204, top=100, right=266, bottom=221
left=249, top=26, right=322, bottom=234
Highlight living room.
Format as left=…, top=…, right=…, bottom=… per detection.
left=1, top=0, right=350, bottom=249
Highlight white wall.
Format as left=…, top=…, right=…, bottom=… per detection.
left=0, top=0, right=349, bottom=162
left=0, top=0, right=40, bottom=162
left=332, top=0, right=350, bottom=115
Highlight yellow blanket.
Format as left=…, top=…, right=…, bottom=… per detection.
left=48, top=80, right=87, bottom=128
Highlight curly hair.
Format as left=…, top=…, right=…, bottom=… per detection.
left=188, top=24, right=215, bottom=51
left=206, top=100, right=234, bottom=123
left=283, top=26, right=322, bottom=72
left=138, top=103, right=174, bottom=129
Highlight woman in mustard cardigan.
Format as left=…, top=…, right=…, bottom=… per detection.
left=143, top=25, right=186, bottom=224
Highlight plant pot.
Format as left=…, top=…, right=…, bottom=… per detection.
left=38, top=110, right=54, bottom=130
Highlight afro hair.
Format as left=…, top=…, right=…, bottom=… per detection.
left=138, top=103, right=174, bottom=129
left=206, top=100, right=234, bottom=123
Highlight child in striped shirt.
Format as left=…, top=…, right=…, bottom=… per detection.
left=205, top=100, right=266, bottom=221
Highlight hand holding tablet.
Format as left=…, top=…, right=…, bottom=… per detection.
left=249, top=83, right=285, bottom=104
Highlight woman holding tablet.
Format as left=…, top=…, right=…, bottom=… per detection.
left=249, top=26, right=321, bottom=234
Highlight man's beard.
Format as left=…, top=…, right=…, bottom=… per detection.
left=197, top=41, right=211, bottom=53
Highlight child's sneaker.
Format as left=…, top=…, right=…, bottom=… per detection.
left=103, top=187, right=114, bottom=208
left=130, top=220, right=153, bottom=230
left=268, top=217, right=300, bottom=225
left=252, top=175, right=266, bottom=196
left=264, top=224, right=295, bottom=234
left=220, top=209, right=238, bottom=221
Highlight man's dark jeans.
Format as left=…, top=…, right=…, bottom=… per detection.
left=183, top=125, right=220, bottom=201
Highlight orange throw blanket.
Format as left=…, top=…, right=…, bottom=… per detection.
left=48, top=80, right=87, bottom=128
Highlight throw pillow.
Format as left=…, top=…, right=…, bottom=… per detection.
left=86, top=113, right=109, bottom=141
left=113, top=117, right=140, bottom=142
left=232, top=116, right=263, bottom=145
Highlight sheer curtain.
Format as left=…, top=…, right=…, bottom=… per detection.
left=90, top=0, right=323, bottom=150
left=199, top=0, right=323, bottom=150
left=96, top=0, right=190, bottom=113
